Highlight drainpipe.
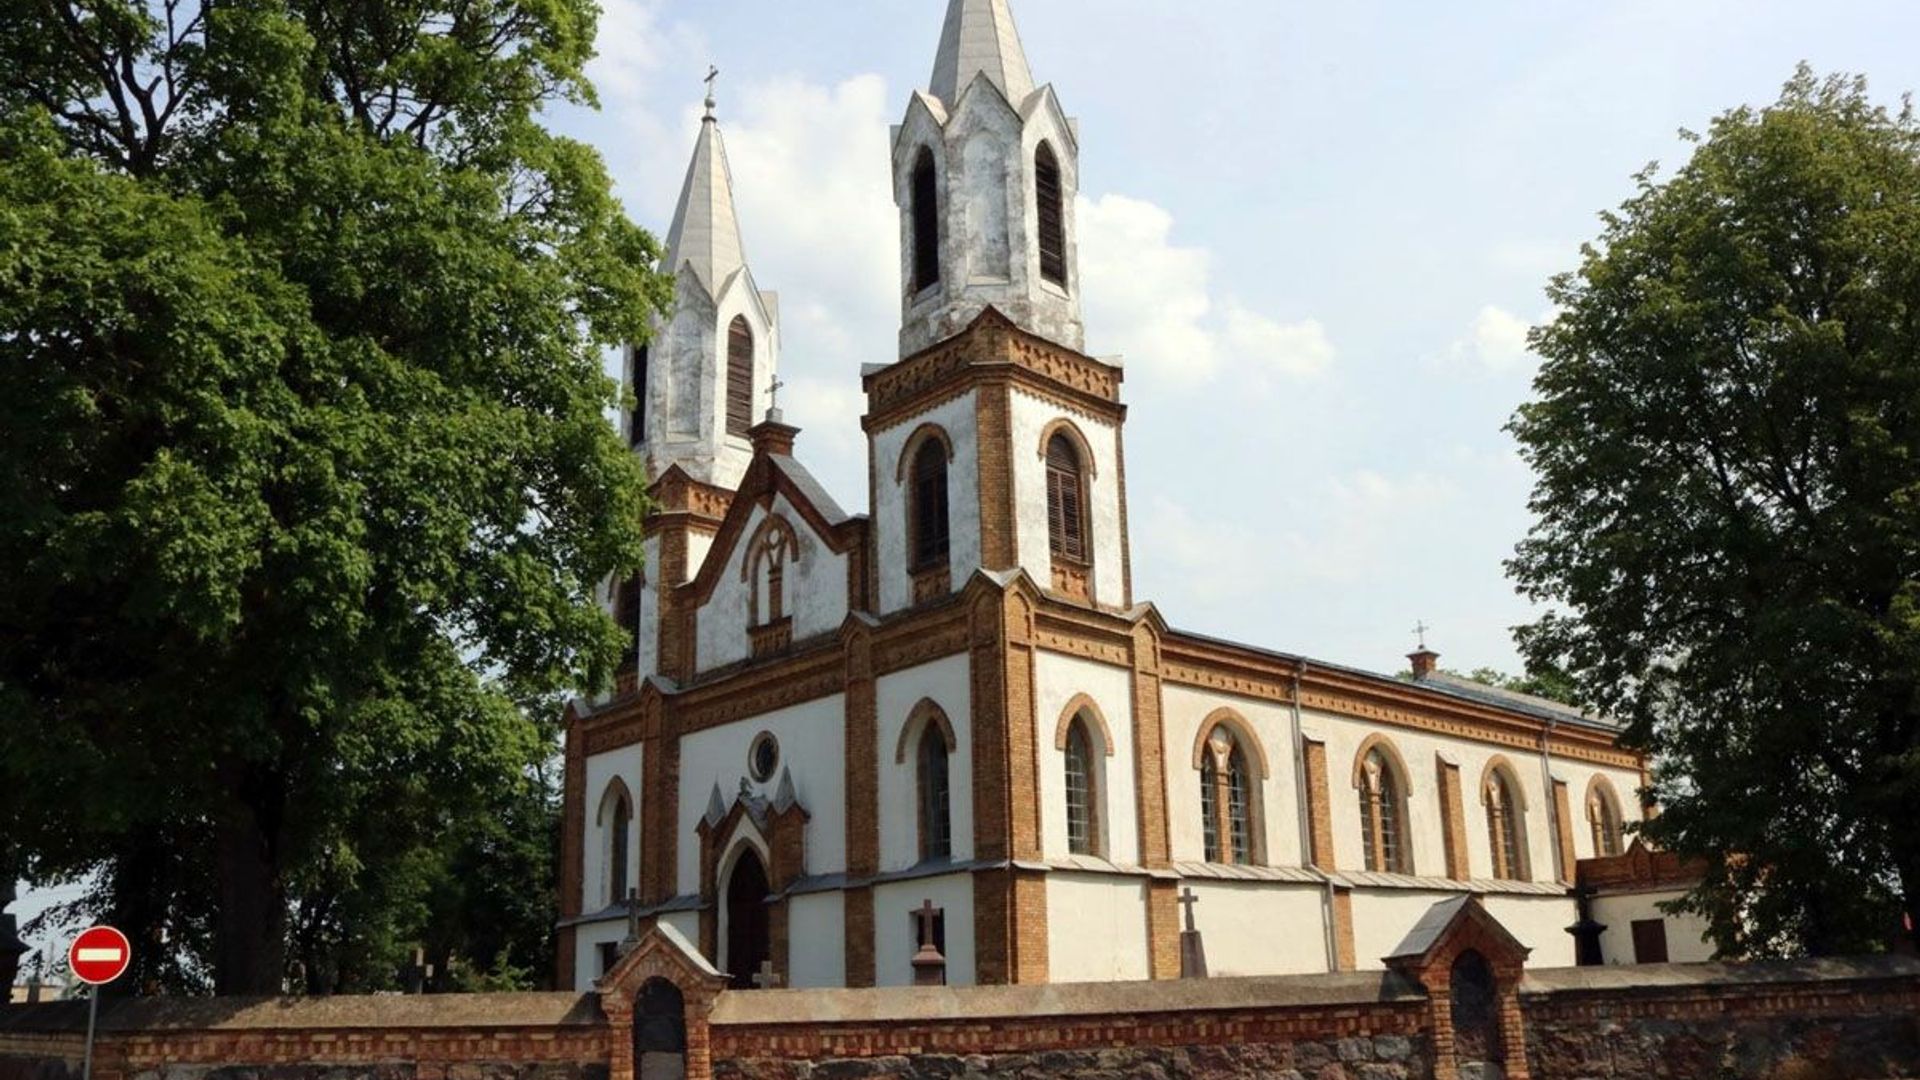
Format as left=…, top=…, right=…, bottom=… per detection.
left=1290, top=661, right=1338, bottom=972
left=1539, top=716, right=1560, bottom=883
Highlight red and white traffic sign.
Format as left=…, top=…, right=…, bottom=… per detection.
left=68, top=926, right=132, bottom=986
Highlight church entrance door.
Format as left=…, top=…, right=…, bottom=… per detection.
left=723, top=847, right=771, bottom=988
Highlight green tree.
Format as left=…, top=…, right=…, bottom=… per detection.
left=1510, top=67, right=1920, bottom=957
left=0, top=0, right=665, bottom=993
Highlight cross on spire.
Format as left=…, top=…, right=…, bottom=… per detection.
left=703, top=65, right=720, bottom=120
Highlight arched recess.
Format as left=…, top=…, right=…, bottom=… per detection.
left=1190, top=708, right=1272, bottom=778
left=1584, top=775, right=1626, bottom=857
left=1053, top=693, right=1116, bottom=756
left=1034, top=140, right=1068, bottom=288
left=715, top=833, right=773, bottom=988
left=597, top=777, right=635, bottom=907
left=740, top=513, right=798, bottom=626
left=894, top=698, right=958, bottom=763
left=894, top=423, right=956, bottom=482
left=1034, top=418, right=1099, bottom=478
left=1352, top=734, right=1414, bottom=875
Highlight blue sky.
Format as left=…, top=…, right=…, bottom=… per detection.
left=563, top=0, right=1920, bottom=676
left=13, top=0, right=1920, bottom=975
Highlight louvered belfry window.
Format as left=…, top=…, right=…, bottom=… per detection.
left=911, top=439, right=950, bottom=570
left=912, top=148, right=941, bottom=293
left=726, top=317, right=753, bottom=437
left=1046, top=432, right=1087, bottom=561
left=1035, top=143, right=1067, bottom=288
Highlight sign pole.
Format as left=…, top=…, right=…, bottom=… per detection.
left=81, top=985, right=99, bottom=1080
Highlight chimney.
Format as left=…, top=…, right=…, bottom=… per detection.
left=1408, top=646, right=1440, bottom=679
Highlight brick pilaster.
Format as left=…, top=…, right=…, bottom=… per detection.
left=844, top=625, right=879, bottom=879
left=974, top=382, right=1016, bottom=570
left=1437, top=757, right=1469, bottom=880
left=1552, top=779, right=1577, bottom=883
left=1145, top=879, right=1180, bottom=979
left=1129, top=624, right=1170, bottom=868
left=640, top=720, right=679, bottom=907
left=1331, top=885, right=1356, bottom=972
left=843, top=885, right=875, bottom=988
left=1303, top=738, right=1336, bottom=872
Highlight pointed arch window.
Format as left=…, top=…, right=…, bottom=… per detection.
left=918, top=725, right=952, bottom=861
left=1198, top=727, right=1259, bottom=865
left=1358, top=747, right=1410, bottom=874
left=1588, top=781, right=1624, bottom=857
left=598, top=783, right=634, bottom=907
left=912, top=147, right=941, bottom=293
left=1045, top=432, right=1087, bottom=562
left=1035, top=142, right=1067, bottom=288
left=1485, top=768, right=1528, bottom=881
left=910, top=437, right=950, bottom=570
left=629, top=344, right=649, bottom=446
left=1064, top=716, right=1101, bottom=856
left=726, top=317, right=754, bottom=437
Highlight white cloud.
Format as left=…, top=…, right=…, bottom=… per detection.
left=1446, top=304, right=1537, bottom=373
left=587, top=0, right=702, bottom=107
left=1079, top=193, right=1332, bottom=387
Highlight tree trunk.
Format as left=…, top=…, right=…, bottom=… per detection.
left=214, top=806, right=286, bottom=995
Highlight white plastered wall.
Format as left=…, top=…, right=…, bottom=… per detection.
left=1045, top=873, right=1150, bottom=982
left=786, top=891, right=847, bottom=988
left=1160, top=685, right=1305, bottom=867
left=1594, top=889, right=1715, bottom=964
left=1033, top=651, right=1138, bottom=864
left=675, top=693, right=848, bottom=896
left=874, top=873, right=977, bottom=988
left=1348, top=888, right=1579, bottom=970
left=695, top=496, right=850, bottom=674
left=876, top=655, right=974, bottom=870
left=582, top=743, right=644, bottom=913
left=871, top=391, right=983, bottom=615
left=1009, top=391, right=1125, bottom=608
left=573, top=919, right=631, bottom=988
left=1183, top=879, right=1328, bottom=976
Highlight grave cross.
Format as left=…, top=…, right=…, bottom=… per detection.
left=911, top=899, right=947, bottom=987
left=752, top=960, right=781, bottom=990
left=913, top=898, right=941, bottom=948
left=1178, top=886, right=1201, bottom=933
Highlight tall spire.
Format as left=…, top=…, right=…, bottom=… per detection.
left=928, top=0, right=1035, bottom=107
left=662, top=69, right=746, bottom=297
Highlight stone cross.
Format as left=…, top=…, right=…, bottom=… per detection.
left=621, top=888, right=643, bottom=954
left=752, top=959, right=781, bottom=990
left=911, top=899, right=947, bottom=987
left=1177, top=886, right=1209, bottom=979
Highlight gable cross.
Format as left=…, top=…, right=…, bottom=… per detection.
left=1412, top=620, right=1431, bottom=650
left=765, top=375, right=785, bottom=421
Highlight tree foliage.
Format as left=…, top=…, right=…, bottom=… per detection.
left=1510, top=67, right=1920, bottom=957
left=0, top=0, right=665, bottom=992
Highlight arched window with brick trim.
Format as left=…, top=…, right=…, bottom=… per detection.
left=598, top=780, right=634, bottom=907
left=1483, top=765, right=1529, bottom=881
left=1035, top=142, right=1067, bottom=288
left=726, top=317, right=754, bottom=437
left=1064, top=715, right=1101, bottom=857
left=1587, top=779, right=1624, bottom=857
left=911, top=147, right=940, bottom=293
left=910, top=437, right=950, bottom=571
left=1045, top=432, right=1088, bottom=562
left=1357, top=747, right=1411, bottom=874
left=1199, top=726, right=1259, bottom=865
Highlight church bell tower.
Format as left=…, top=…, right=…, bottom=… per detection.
left=893, top=0, right=1084, bottom=358
left=627, top=81, right=781, bottom=493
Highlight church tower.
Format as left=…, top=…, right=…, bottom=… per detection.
left=867, top=0, right=1128, bottom=618
left=626, top=85, right=781, bottom=493
left=893, top=0, right=1084, bottom=358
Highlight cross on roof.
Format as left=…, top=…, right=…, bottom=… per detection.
left=766, top=376, right=785, bottom=415
left=752, top=959, right=781, bottom=989
left=1178, top=886, right=1200, bottom=933
left=1412, top=620, right=1431, bottom=650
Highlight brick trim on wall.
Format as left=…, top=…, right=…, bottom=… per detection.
left=1437, top=757, right=1470, bottom=881
left=1303, top=738, right=1335, bottom=873
left=1551, top=780, right=1577, bottom=884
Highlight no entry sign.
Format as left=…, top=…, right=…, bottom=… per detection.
left=68, top=926, right=131, bottom=986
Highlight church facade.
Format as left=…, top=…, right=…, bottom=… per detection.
left=556, top=0, right=1673, bottom=993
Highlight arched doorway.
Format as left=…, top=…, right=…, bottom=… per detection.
left=722, top=847, right=771, bottom=989
left=634, top=977, right=686, bottom=1080
left=1449, top=949, right=1500, bottom=1074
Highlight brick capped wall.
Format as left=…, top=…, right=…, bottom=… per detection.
left=4, top=956, right=1919, bottom=1080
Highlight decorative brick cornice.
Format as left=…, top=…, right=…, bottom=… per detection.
left=1575, top=838, right=1708, bottom=894
left=864, top=307, right=1123, bottom=434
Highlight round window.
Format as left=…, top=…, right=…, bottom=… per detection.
left=748, top=732, right=780, bottom=782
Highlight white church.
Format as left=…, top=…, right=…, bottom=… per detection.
left=556, top=0, right=1704, bottom=993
